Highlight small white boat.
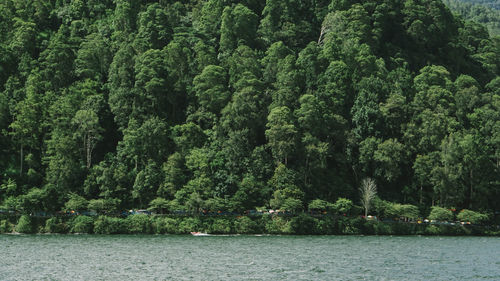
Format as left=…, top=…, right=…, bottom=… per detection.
left=190, top=232, right=209, bottom=236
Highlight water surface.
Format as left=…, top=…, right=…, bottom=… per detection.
left=1, top=235, right=499, bottom=280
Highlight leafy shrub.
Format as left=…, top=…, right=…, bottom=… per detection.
left=70, top=216, right=94, bottom=233
left=1, top=196, right=21, bottom=212
left=386, top=203, right=420, bottom=220
left=264, top=216, right=291, bottom=234
left=209, top=218, right=232, bottom=234
left=178, top=217, right=202, bottom=233
left=234, top=216, right=258, bottom=234
left=87, top=198, right=120, bottom=215
left=390, top=222, right=416, bottom=235
left=281, top=198, right=303, bottom=212
left=44, top=217, right=68, bottom=233
left=428, top=206, right=454, bottom=221
left=93, top=216, right=126, bottom=234
left=361, top=220, right=377, bottom=235
left=64, top=194, right=88, bottom=213
left=203, top=197, right=228, bottom=212
left=148, top=197, right=170, bottom=214
left=126, top=214, right=153, bottom=234
left=16, top=215, right=34, bottom=233
left=338, top=217, right=362, bottom=235
left=425, top=225, right=443, bottom=235
left=457, top=209, right=488, bottom=224
left=308, top=199, right=332, bottom=211
left=425, top=224, right=465, bottom=235
left=316, top=217, right=336, bottom=234
left=0, top=219, right=13, bottom=233
left=154, top=217, right=179, bottom=234
left=290, top=214, right=318, bottom=234
left=373, top=222, right=393, bottom=235
left=332, top=198, right=354, bottom=215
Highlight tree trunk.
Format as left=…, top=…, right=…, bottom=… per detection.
left=20, top=145, right=23, bottom=175
left=318, top=26, right=326, bottom=44
left=86, top=137, right=91, bottom=169
left=420, top=185, right=423, bottom=204
left=469, top=170, right=473, bottom=209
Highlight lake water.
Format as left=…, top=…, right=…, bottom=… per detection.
left=1, top=235, right=499, bottom=280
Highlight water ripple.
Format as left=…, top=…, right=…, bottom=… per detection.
left=0, top=235, right=499, bottom=280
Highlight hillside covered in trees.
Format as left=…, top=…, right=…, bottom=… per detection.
left=0, top=0, right=499, bottom=217
left=444, top=0, right=500, bottom=35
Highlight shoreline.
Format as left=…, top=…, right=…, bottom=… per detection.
left=1, top=214, right=499, bottom=236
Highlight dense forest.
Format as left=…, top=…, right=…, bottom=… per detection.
left=0, top=0, right=499, bottom=218
left=444, top=0, right=500, bottom=35
left=455, top=0, right=500, bottom=10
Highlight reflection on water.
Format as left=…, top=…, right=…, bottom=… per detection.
left=1, top=235, right=499, bottom=280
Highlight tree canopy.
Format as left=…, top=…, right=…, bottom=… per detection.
left=0, top=0, right=499, bottom=215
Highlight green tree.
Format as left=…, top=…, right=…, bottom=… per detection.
left=456, top=209, right=488, bottom=224
left=132, top=160, right=162, bottom=207
left=75, top=33, right=112, bottom=82
left=133, top=48, right=169, bottom=120
left=133, top=3, right=172, bottom=52
left=158, top=152, right=186, bottom=198
left=428, top=206, right=454, bottom=221
left=64, top=193, right=88, bottom=213
left=194, top=0, right=224, bottom=38
left=118, top=117, right=169, bottom=170
left=193, top=65, right=229, bottom=115
left=72, top=109, right=102, bottom=168
left=220, top=4, right=259, bottom=53
left=266, top=106, right=297, bottom=165
left=9, top=73, right=43, bottom=176
left=108, top=42, right=136, bottom=130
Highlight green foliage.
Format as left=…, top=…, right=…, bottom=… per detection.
left=44, top=217, right=68, bottom=233
left=0, top=0, right=499, bottom=222
left=234, top=216, right=258, bottom=234
left=263, top=215, right=292, bottom=234
left=425, top=225, right=443, bottom=235
left=93, top=216, right=127, bottom=234
left=16, top=215, right=34, bottom=233
left=70, top=216, right=94, bottom=233
left=428, top=206, right=454, bottom=221
left=64, top=194, right=88, bottom=213
left=19, top=188, right=46, bottom=214
left=126, top=214, right=153, bottom=234
left=209, top=218, right=233, bottom=234
left=444, top=0, right=500, bottom=36
left=290, top=214, right=319, bottom=235
left=332, top=198, right=354, bottom=215
left=154, top=217, right=179, bottom=234
left=308, top=199, right=332, bottom=211
left=148, top=197, right=169, bottom=214
left=87, top=199, right=118, bottom=214
left=338, top=217, right=362, bottom=235
left=193, top=65, right=230, bottom=115
left=456, top=209, right=489, bottom=224
left=383, top=202, right=420, bottom=220
left=0, top=219, right=13, bottom=233
left=266, top=106, right=297, bottom=165
left=1, top=196, right=21, bottom=212
left=178, top=217, right=202, bottom=233
left=280, top=198, right=303, bottom=212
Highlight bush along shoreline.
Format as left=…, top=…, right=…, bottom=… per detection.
left=1, top=213, right=499, bottom=236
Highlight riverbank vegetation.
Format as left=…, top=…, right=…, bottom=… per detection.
left=0, top=0, right=499, bottom=230
left=1, top=197, right=498, bottom=235
left=1, top=212, right=499, bottom=236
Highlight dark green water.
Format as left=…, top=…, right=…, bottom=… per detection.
left=1, top=235, right=499, bottom=280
